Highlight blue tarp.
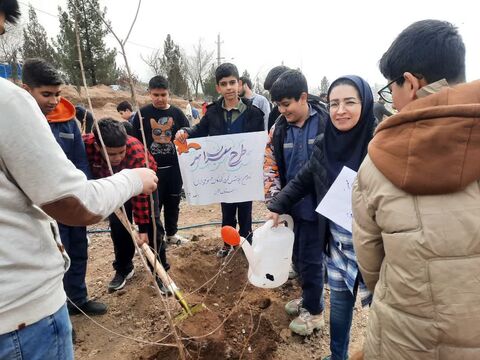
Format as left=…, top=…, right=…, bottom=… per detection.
left=0, top=63, right=22, bottom=79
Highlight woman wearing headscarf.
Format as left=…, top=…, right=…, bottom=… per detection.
left=268, top=75, right=376, bottom=360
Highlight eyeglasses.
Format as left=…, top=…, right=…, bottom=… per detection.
left=377, top=75, right=404, bottom=103
left=327, top=99, right=361, bottom=111
left=378, top=73, right=423, bottom=103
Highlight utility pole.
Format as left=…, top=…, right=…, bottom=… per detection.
left=216, top=33, right=223, bottom=66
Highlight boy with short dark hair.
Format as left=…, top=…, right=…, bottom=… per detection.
left=239, top=75, right=271, bottom=130
left=264, top=65, right=290, bottom=131
left=353, top=20, right=476, bottom=359
left=265, top=70, right=329, bottom=335
left=175, top=63, right=265, bottom=257
left=75, top=104, right=94, bottom=133
left=22, top=57, right=107, bottom=316
left=132, top=75, right=190, bottom=246
left=83, top=118, right=169, bottom=292
left=117, top=100, right=135, bottom=123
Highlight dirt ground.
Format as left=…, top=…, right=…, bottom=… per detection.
left=61, top=84, right=200, bottom=120
left=72, top=201, right=368, bottom=360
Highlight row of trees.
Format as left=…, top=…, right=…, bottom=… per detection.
left=0, top=0, right=331, bottom=98
left=0, top=0, right=118, bottom=85
left=0, top=0, right=219, bottom=97
left=141, top=34, right=216, bottom=98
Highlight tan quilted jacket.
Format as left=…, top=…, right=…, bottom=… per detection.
left=352, top=80, right=480, bottom=359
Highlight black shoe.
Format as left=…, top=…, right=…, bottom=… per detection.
left=108, top=269, right=134, bottom=292
left=216, top=244, right=234, bottom=258
left=68, top=300, right=108, bottom=316
left=155, top=278, right=173, bottom=296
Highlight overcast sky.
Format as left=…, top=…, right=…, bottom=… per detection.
left=17, top=0, right=480, bottom=92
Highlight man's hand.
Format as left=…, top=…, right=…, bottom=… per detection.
left=136, top=232, right=148, bottom=246
left=132, top=168, right=158, bottom=195
left=175, top=129, right=189, bottom=143
left=267, top=211, right=281, bottom=227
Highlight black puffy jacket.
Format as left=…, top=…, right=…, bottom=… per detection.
left=185, top=97, right=264, bottom=137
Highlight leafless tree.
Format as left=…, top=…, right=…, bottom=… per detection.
left=140, top=47, right=163, bottom=76
left=184, top=38, right=214, bottom=98
left=0, top=23, right=23, bottom=80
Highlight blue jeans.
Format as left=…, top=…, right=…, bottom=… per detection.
left=59, top=223, right=88, bottom=306
left=0, top=304, right=73, bottom=360
left=330, top=289, right=356, bottom=360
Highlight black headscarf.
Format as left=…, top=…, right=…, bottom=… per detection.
left=323, top=75, right=375, bottom=184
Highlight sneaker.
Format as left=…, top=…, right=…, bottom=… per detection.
left=108, top=269, right=134, bottom=292
left=155, top=278, right=173, bottom=296
left=216, top=244, right=234, bottom=258
left=285, top=298, right=303, bottom=316
left=68, top=299, right=108, bottom=316
left=166, top=234, right=189, bottom=245
left=289, top=308, right=325, bottom=336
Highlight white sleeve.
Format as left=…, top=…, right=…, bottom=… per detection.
left=0, top=80, right=143, bottom=222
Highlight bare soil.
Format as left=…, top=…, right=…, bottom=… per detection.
left=61, top=84, right=200, bottom=120
left=73, top=201, right=368, bottom=360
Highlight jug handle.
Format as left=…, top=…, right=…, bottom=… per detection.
left=278, top=214, right=294, bottom=231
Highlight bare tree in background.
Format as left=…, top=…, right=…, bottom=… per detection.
left=0, top=23, right=23, bottom=81
left=184, top=38, right=214, bottom=98
left=141, top=47, right=162, bottom=76
left=142, top=35, right=188, bottom=96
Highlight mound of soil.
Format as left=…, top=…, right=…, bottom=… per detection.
left=61, top=84, right=198, bottom=120
left=73, top=202, right=368, bottom=360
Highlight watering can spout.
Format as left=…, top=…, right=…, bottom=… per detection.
left=240, top=240, right=254, bottom=264
left=221, top=225, right=254, bottom=263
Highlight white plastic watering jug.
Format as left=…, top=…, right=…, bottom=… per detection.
left=242, top=215, right=294, bottom=288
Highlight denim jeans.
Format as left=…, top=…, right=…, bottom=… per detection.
left=59, top=223, right=88, bottom=306
left=330, top=289, right=356, bottom=360
left=0, top=304, right=73, bottom=360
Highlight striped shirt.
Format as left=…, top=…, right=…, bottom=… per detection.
left=327, top=221, right=372, bottom=307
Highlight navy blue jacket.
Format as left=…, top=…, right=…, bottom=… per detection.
left=47, top=98, right=91, bottom=179
left=185, top=97, right=264, bottom=138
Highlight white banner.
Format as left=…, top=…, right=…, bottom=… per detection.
left=176, top=131, right=268, bottom=205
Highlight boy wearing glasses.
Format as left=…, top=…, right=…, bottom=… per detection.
left=132, top=76, right=190, bottom=246
left=265, top=70, right=329, bottom=335
left=352, top=20, right=480, bottom=359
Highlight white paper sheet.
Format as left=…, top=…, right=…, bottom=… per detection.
left=315, top=166, right=357, bottom=233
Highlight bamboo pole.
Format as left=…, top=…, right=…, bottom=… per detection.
left=73, top=3, right=186, bottom=358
